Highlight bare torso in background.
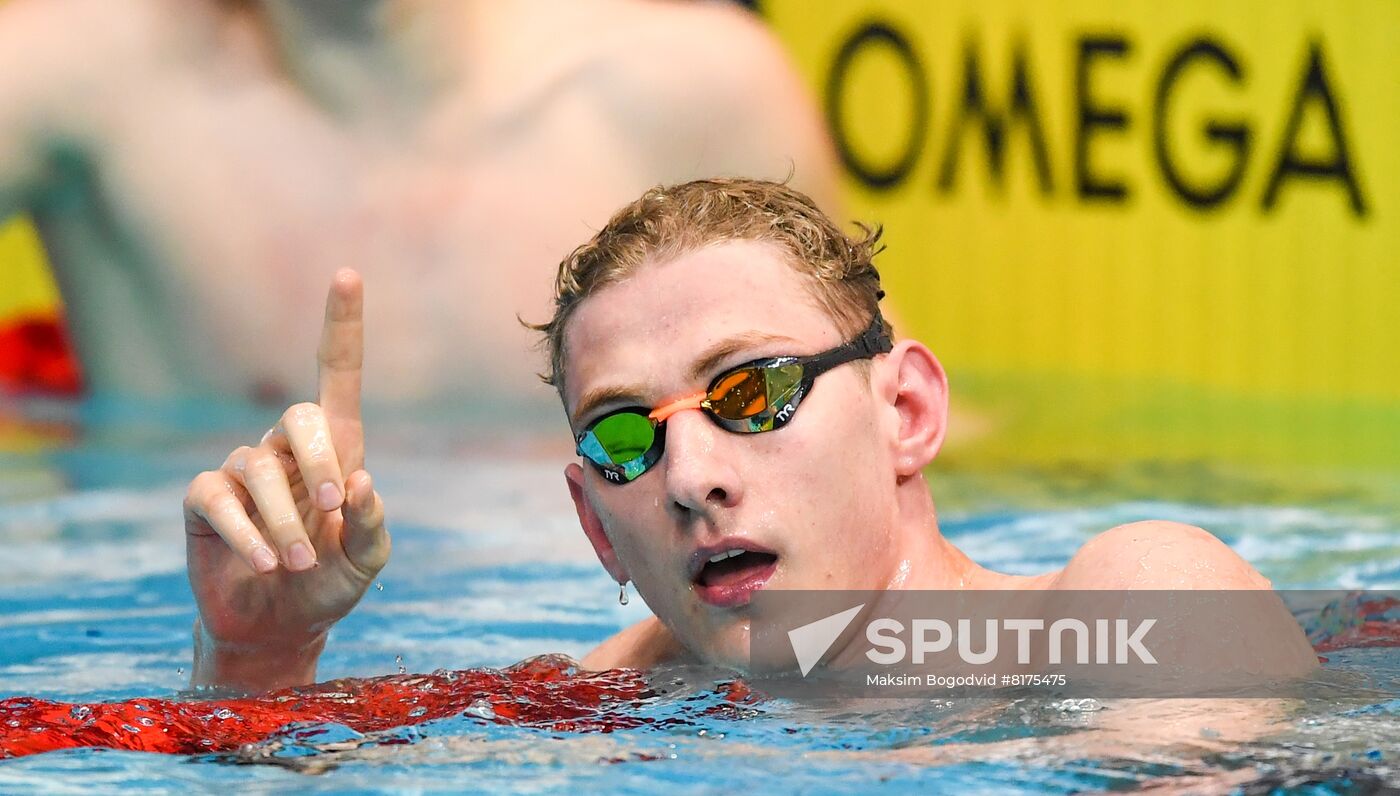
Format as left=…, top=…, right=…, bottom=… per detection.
left=0, top=0, right=838, bottom=406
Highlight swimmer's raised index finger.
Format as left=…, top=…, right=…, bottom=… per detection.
left=317, top=269, right=364, bottom=421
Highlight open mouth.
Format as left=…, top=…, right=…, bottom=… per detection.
left=692, top=547, right=779, bottom=608
left=697, top=549, right=778, bottom=587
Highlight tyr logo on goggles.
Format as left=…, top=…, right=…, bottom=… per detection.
left=574, top=317, right=893, bottom=484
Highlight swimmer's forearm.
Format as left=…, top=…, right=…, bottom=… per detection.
left=190, top=619, right=326, bottom=693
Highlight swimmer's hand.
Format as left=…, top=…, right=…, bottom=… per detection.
left=183, top=269, right=389, bottom=693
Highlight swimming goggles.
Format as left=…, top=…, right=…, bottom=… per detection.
left=574, top=317, right=893, bottom=484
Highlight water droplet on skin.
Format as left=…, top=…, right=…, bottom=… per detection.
left=69, top=706, right=91, bottom=721
left=137, top=717, right=154, bottom=727
left=122, top=724, right=140, bottom=734
left=408, top=706, right=427, bottom=718
left=213, top=708, right=235, bottom=720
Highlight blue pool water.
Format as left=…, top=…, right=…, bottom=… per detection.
left=1, top=399, right=1397, bottom=793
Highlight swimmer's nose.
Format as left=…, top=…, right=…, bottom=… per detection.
left=662, top=408, right=743, bottom=516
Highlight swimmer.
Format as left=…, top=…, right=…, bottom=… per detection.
left=0, top=0, right=838, bottom=403
left=183, top=179, right=1317, bottom=692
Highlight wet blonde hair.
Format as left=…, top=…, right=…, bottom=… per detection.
left=529, top=178, right=889, bottom=398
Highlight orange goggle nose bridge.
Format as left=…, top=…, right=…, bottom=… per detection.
left=648, top=392, right=706, bottom=424
left=648, top=368, right=774, bottom=425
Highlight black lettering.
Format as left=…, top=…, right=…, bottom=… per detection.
left=825, top=21, right=929, bottom=190
left=936, top=38, right=1054, bottom=196
left=1261, top=40, right=1367, bottom=217
left=1075, top=35, right=1133, bottom=202
left=1153, top=38, right=1250, bottom=210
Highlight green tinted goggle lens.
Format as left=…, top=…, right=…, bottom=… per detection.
left=592, top=411, right=656, bottom=463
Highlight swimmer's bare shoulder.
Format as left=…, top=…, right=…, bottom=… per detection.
left=572, top=0, right=841, bottom=211
left=581, top=615, right=687, bottom=671
left=1052, top=520, right=1319, bottom=677
left=0, top=0, right=220, bottom=212
left=1052, top=519, right=1274, bottom=590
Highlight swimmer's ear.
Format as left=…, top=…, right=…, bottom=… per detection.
left=872, top=340, right=948, bottom=477
left=565, top=463, right=630, bottom=584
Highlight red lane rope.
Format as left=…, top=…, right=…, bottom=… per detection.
left=0, top=655, right=664, bottom=759
left=1310, top=595, right=1400, bottom=652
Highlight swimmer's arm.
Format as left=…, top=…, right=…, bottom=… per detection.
left=0, top=0, right=55, bottom=217
left=190, top=619, right=327, bottom=694
left=581, top=616, right=687, bottom=671
left=701, top=9, right=844, bottom=215
left=0, top=0, right=107, bottom=218
left=841, top=698, right=1288, bottom=778
left=619, top=3, right=843, bottom=218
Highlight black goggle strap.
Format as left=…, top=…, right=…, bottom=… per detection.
left=797, top=316, right=893, bottom=381
left=719, top=316, right=892, bottom=433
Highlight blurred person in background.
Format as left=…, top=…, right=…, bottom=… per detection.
left=0, top=0, right=838, bottom=407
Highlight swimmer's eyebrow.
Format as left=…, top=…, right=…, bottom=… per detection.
left=686, top=331, right=802, bottom=383
left=571, top=331, right=801, bottom=429
left=572, top=384, right=647, bottom=430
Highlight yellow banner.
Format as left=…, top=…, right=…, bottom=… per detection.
left=763, top=0, right=1400, bottom=469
